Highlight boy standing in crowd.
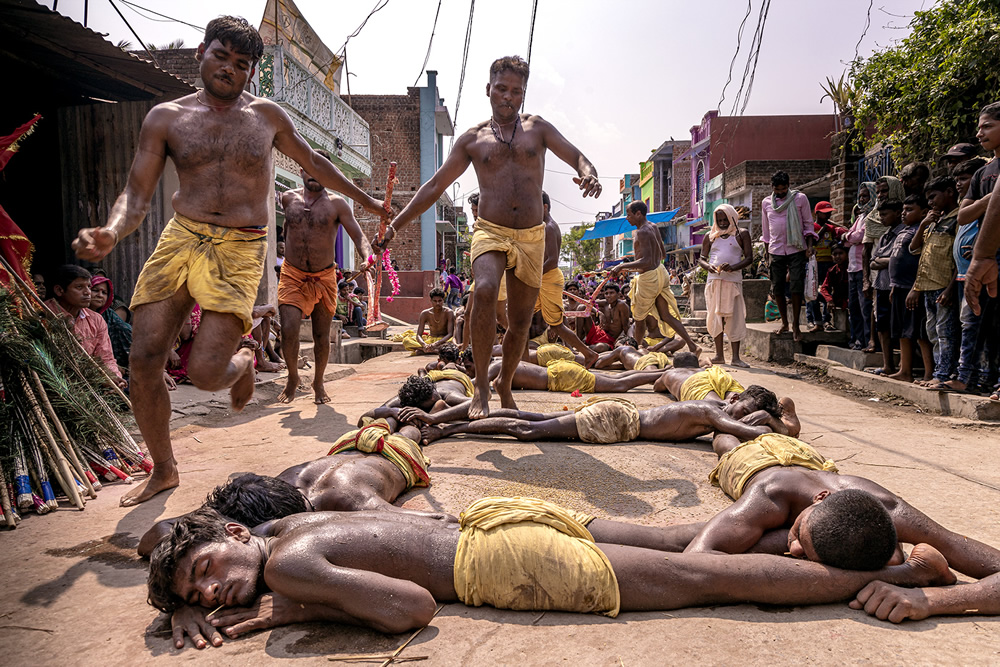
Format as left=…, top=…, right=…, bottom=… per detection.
left=869, top=201, right=905, bottom=376
left=818, top=244, right=849, bottom=327
left=807, top=201, right=841, bottom=332
left=890, top=196, right=932, bottom=383
left=911, top=178, right=961, bottom=392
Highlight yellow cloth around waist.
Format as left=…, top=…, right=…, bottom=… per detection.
left=628, top=265, right=680, bottom=337
left=709, top=434, right=839, bottom=500
left=546, top=359, right=596, bottom=393
left=427, top=369, right=475, bottom=397
left=277, top=263, right=339, bottom=317
left=470, top=218, right=545, bottom=289
left=454, top=497, right=618, bottom=617
left=574, top=397, right=640, bottom=444
left=536, top=343, right=576, bottom=367
left=327, top=420, right=430, bottom=490
left=400, top=332, right=444, bottom=354
left=634, top=351, right=671, bottom=371
left=130, top=214, right=267, bottom=334
left=534, top=267, right=566, bottom=325
left=679, top=366, right=745, bottom=402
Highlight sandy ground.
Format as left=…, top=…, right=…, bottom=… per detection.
left=2, top=351, right=1000, bottom=666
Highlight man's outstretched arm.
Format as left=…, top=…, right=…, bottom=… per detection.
left=379, top=131, right=475, bottom=247
left=539, top=117, right=601, bottom=198
left=851, top=575, right=1000, bottom=623
left=334, top=198, right=375, bottom=271
left=269, top=102, right=386, bottom=218
left=684, top=492, right=789, bottom=555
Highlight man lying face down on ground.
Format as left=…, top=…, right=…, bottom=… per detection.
left=138, top=416, right=442, bottom=558
left=147, top=497, right=955, bottom=649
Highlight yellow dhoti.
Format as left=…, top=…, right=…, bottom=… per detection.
left=709, top=434, right=838, bottom=500
left=634, top=351, right=671, bottom=371
left=574, top=397, right=641, bottom=444
left=427, top=368, right=475, bottom=397
left=454, top=497, right=619, bottom=616
left=470, top=218, right=545, bottom=289
left=399, top=332, right=444, bottom=354
left=546, top=359, right=596, bottom=393
left=679, top=366, right=745, bottom=401
left=536, top=343, right=576, bottom=367
left=534, top=267, right=567, bottom=326
left=327, top=420, right=431, bottom=490
left=130, top=214, right=267, bottom=334
left=628, top=265, right=680, bottom=338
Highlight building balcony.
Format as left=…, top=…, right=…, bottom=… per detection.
left=256, top=44, right=372, bottom=179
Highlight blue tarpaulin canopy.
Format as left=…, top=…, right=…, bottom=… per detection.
left=581, top=208, right=680, bottom=240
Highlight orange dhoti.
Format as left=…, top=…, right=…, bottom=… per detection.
left=277, top=263, right=339, bottom=317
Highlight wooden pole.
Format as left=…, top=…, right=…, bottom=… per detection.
left=29, top=370, right=97, bottom=499
left=18, top=373, right=85, bottom=510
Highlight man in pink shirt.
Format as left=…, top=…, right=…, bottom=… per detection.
left=760, top=170, right=817, bottom=341
left=46, top=264, right=126, bottom=388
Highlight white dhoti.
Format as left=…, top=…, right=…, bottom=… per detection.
left=705, top=279, right=747, bottom=342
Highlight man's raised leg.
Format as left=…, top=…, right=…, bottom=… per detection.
left=469, top=252, right=507, bottom=419
left=122, top=289, right=195, bottom=507
left=278, top=305, right=303, bottom=403
left=186, top=311, right=255, bottom=411
left=655, top=295, right=701, bottom=353
left=497, top=269, right=541, bottom=410
left=310, top=302, right=333, bottom=404
left=553, top=322, right=599, bottom=368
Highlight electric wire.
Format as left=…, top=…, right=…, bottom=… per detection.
left=107, top=0, right=159, bottom=66
left=336, top=0, right=392, bottom=57
left=523, top=0, right=539, bottom=109
left=117, top=0, right=203, bottom=31
left=716, top=0, right=753, bottom=111
left=449, top=0, right=477, bottom=151
left=413, top=0, right=444, bottom=87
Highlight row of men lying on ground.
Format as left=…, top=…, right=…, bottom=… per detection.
left=141, top=360, right=999, bottom=650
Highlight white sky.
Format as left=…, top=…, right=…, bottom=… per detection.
left=49, top=0, right=928, bottom=228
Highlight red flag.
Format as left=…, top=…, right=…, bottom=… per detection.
left=0, top=114, right=41, bottom=287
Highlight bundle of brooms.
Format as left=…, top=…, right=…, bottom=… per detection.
left=0, top=260, right=150, bottom=529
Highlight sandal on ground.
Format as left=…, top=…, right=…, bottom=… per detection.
left=865, top=368, right=887, bottom=375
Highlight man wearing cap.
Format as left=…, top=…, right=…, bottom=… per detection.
left=761, top=171, right=817, bottom=342
left=806, top=201, right=843, bottom=332
left=941, top=143, right=981, bottom=171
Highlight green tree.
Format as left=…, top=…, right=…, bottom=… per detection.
left=850, top=0, right=1000, bottom=163
left=560, top=224, right=601, bottom=272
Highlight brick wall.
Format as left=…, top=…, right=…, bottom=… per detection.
left=672, top=152, right=692, bottom=221
left=830, top=135, right=861, bottom=228
left=348, top=91, right=424, bottom=270
left=723, top=159, right=832, bottom=240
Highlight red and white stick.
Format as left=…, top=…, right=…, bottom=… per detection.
left=366, top=162, right=398, bottom=332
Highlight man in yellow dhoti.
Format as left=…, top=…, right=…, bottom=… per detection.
left=610, top=201, right=701, bottom=355
left=71, top=17, right=390, bottom=506
left=149, top=497, right=955, bottom=641
left=376, top=57, right=603, bottom=419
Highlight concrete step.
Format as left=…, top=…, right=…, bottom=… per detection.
left=743, top=322, right=850, bottom=363
left=816, top=344, right=883, bottom=371
left=796, top=356, right=1000, bottom=421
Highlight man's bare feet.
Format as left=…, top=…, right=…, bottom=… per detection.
left=776, top=323, right=790, bottom=335
left=708, top=355, right=726, bottom=365
left=900, top=544, right=956, bottom=587
left=313, top=380, right=331, bottom=404
left=119, top=464, right=179, bottom=507
left=492, top=378, right=518, bottom=410
left=468, top=385, right=491, bottom=420
left=277, top=376, right=299, bottom=403
left=420, top=424, right=444, bottom=446
left=886, top=370, right=913, bottom=382
left=230, top=349, right=256, bottom=412
left=730, top=359, right=750, bottom=368
left=792, top=327, right=803, bottom=342
left=257, top=359, right=285, bottom=373
left=581, top=347, right=600, bottom=369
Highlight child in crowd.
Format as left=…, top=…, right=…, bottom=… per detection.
left=869, top=201, right=905, bottom=376
left=844, top=183, right=876, bottom=349
left=45, top=264, right=126, bottom=388
left=910, top=177, right=961, bottom=391
left=807, top=201, right=842, bottom=332
left=334, top=280, right=367, bottom=336
left=818, top=244, right=849, bottom=329
left=890, top=196, right=933, bottom=383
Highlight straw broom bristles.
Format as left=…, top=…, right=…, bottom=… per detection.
left=0, top=466, right=18, bottom=528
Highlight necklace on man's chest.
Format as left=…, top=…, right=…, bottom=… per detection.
left=490, top=116, right=520, bottom=149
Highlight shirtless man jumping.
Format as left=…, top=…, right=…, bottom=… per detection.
left=278, top=149, right=375, bottom=404
left=376, top=56, right=601, bottom=419
left=610, top=201, right=700, bottom=354
left=72, top=17, right=388, bottom=506
left=147, top=502, right=953, bottom=641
